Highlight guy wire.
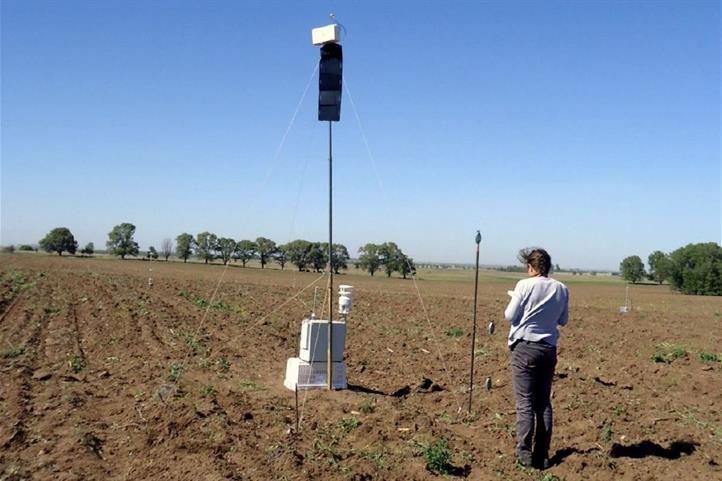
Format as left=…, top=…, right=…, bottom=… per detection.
left=345, top=77, right=464, bottom=414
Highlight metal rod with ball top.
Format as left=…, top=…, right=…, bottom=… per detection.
left=468, top=230, right=482, bottom=412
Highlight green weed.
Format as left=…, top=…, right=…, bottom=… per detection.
left=437, top=411, right=453, bottom=424
left=192, top=297, right=236, bottom=312
left=612, top=405, right=627, bottom=417
left=338, top=416, right=360, bottom=433
left=698, top=351, right=722, bottom=363
left=358, top=399, right=375, bottom=414
left=178, top=329, right=205, bottom=354
left=680, top=410, right=722, bottom=442
left=239, top=379, right=262, bottom=391
left=600, top=423, right=613, bottom=443
left=359, top=447, right=388, bottom=470
left=540, top=474, right=563, bottom=481
left=312, top=435, right=341, bottom=466
left=423, top=439, right=452, bottom=475
left=445, top=327, right=464, bottom=337
left=1, top=344, right=25, bottom=359
left=651, top=343, right=687, bottom=363
left=69, top=356, right=85, bottom=373
left=216, top=356, right=231, bottom=372
left=200, top=385, right=216, bottom=397
left=168, top=363, right=184, bottom=382
left=489, top=412, right=515, bottom=438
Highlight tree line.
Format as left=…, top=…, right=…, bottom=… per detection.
left=620, top=242, right=722, bottom=295
left=29, top=224, right=417, bottom=278
left=173, top=233, right=351, bottom=273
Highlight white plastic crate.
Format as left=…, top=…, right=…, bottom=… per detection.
left=299, top=319, right=346, bottom=363
left=283, top=357, right=347, bottom=390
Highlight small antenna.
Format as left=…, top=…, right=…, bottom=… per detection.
left=328, top=12, right=348, bottom=39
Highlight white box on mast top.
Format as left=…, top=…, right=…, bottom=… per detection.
left=312, top=24, right=341, bottom=46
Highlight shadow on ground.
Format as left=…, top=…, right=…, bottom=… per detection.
left=610, top=440, right=697, bottom=459
left=549, top=446, right=602, bottom=466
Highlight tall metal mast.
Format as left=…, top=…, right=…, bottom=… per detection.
left=327, top=121, right=334, bottom=389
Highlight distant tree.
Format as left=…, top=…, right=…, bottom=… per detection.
left=333, top=243, right=350, bottom=274
left=40, top=227, right=78, bottom=256
left=80, top=242, right=95, bottom=256
left=18, top=244, right=34, bottom=251
left=175, top=233, right=194, bottom=263
left=217, top=237, right=237, bottom=265
left=160, top=238, right=173, bottom=261
left=234, top=240, right=256, bottom=267
left=285, top=239, right=313, bottom=271
left=397, top=253, right=416, bottom=279
left=379, top=242, right=403, bottom=278
left=145, top=246, right=159, bottom=260
left=647, top=250, right=672, bottom=285
left=555, top=263, right=561, bottom=272
left=321, top=243, right=349, bottom=274
left=668, top=242, right=722, bottom=296
left=1, top=245, right=16, bottom=253
left=357, top=243, right=382, bottom=276
left=195, top=232, right=218, bottom=264
left=308, top=242, right=327, bottom=272
left=106, top=223, right=139, bottom=259
left=273, top=244, right=289, bottom=270
left=379, top=242, right=397, bottom=278
left=619, top=255, right=645, bottom=284
left=255, top=237, right=277, bottom=269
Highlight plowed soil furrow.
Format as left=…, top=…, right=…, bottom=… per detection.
left=2, top=255, right=720, bottom=481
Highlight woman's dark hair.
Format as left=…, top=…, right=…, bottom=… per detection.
left=518, top=247, right=552, bottom=276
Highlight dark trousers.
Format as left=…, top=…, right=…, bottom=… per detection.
left=510, top=340, right=557, bottom=461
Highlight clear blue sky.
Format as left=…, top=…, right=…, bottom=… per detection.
left=2, top=1, right=720, bottom=270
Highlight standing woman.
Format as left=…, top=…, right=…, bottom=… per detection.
left=504, top=248, right=569, bottom=470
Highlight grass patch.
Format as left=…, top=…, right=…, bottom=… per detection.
left=69, top=356, right=85, bottom=373
left=191, top=296, right=238, bottom=313
left=612, top=405, right=627, bottom=417
left=168, top=362, right=183, bottom=382
left=239, top=379, right=263, bottom=391
left=1, top=344, right=25, bottom=359
left=359, top=447, right=388, bottom=470
left=540, top=474, right=564, bottom=481
left=600, top=423, right=613, bottom=443
left=651, top=343, right=687, bottom=363
left=423, top=439, right=452, bottom=475
left=698, top=351, right=722, bottom=363
left=445, top=327, right=464, bottom=337
left=216, top=356, right=231, bottom=372
left=199, top=384, right=216, bottom=397
left=474, top=348, right=488, bottom=358
left=338, top=416, right=361, bottom=433
left=311, top=432, right=341, bottom=467
left=488, top=412, right=515, bottom=438
left=681, top=410, right=722, bottom=442
left=358, top=399, right=375, bottom=414
left=177, top=329, right=206, bottom=354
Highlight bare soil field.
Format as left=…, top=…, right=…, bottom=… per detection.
left=1, top=254, right=720, bottom=481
